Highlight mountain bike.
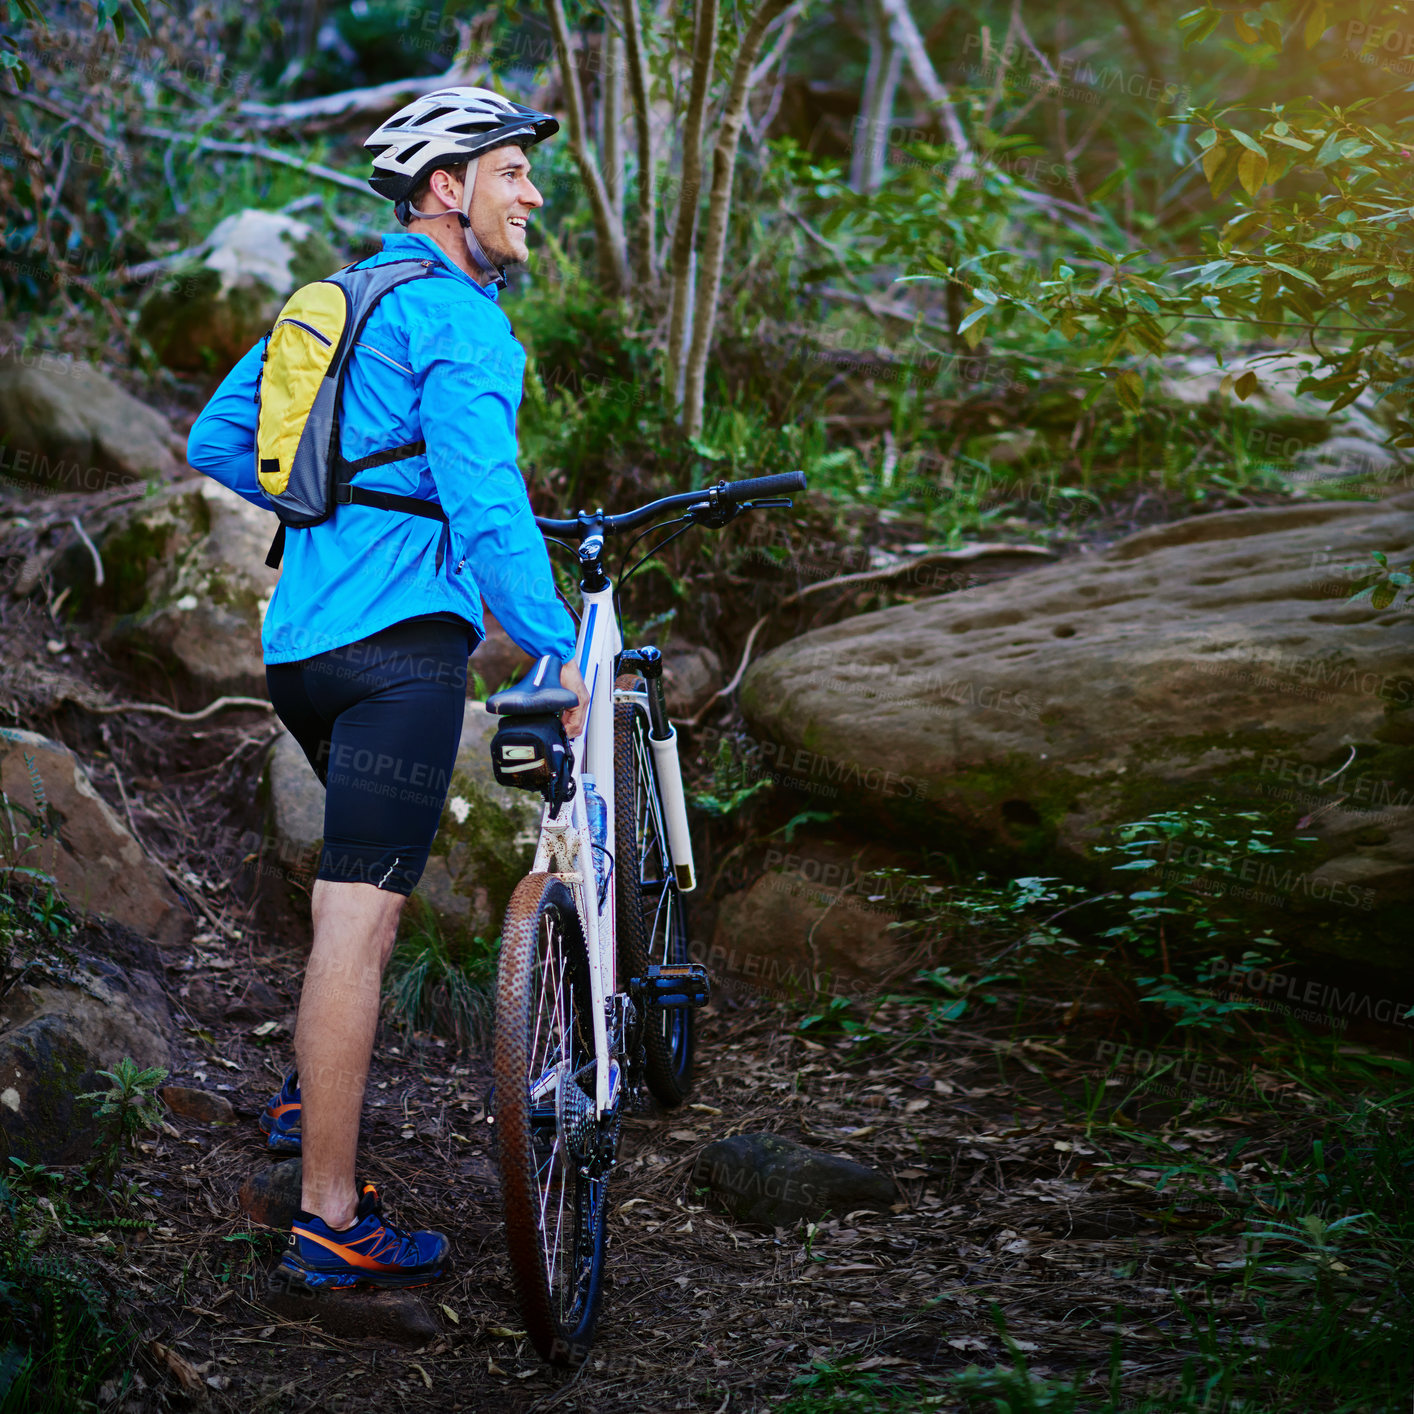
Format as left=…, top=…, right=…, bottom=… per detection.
left=484, top=471, right=806, bottom=1365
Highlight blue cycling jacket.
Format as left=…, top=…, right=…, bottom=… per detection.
left=186, top=230, right=578, bottom=667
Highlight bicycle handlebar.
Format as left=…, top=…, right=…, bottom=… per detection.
left=534, top=471, right=807, bottom=538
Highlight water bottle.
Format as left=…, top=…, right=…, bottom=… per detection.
left=581, top=774, right=611, bottom=908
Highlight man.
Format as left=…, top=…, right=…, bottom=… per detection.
left=187, top=87, right=587, bottom=1290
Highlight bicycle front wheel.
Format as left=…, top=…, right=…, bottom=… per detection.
left=615, top=701, right=695, bottom=1106
left=493, top=872, right=609, bottom=1365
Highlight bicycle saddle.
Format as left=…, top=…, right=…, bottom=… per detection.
left=486, top=655, right=579, bottom=716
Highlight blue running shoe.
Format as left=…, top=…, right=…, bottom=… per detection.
left=259, top=1070, right=301, bottom=1153
left=276, top=1184, right=450, bottom=1291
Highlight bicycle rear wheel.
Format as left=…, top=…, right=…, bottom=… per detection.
left=493, top=872, right=608, bottom=1365
left=614, top=701, right=695, bottom=1107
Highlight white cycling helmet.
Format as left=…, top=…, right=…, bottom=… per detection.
left=364, top=85, right=558, bottom=213
left=365, top=86, right=558, bottom=283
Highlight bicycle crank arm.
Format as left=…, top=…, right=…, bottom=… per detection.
left=630, top=963, right=710, bottom=1009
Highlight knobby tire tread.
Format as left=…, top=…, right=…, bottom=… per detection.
left=493, top=872, right=602, bottom=1364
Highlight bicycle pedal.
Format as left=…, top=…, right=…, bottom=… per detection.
left=631, top=963, right=710, bottom=1009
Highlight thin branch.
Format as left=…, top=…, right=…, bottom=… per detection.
left=666, top=0, right=721, bottom=402
left=545, top=0, right=629, bottom=292
left=86, top=696, right=273, bottom=722
left=2, top=85, right=126, bottom=159
left=681, top=543, right=1055, bottom=725
left=621, top=0, right=657, bottom=284
left=876, top=0, right=972, bottom=168
left=134, top=126, right=375, bottom=196
left=68, top=517, right=103, bottom=587
left=682, top=0, right=793, bottom=437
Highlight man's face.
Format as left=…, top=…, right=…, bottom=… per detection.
left=468, top=144, right=543, bottom=265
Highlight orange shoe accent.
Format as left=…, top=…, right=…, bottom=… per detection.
left=291, top=1226, right=409, bottom=1272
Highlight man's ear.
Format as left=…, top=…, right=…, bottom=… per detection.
left=428, top=167, right=462, bottom=212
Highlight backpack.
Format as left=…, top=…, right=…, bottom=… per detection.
left=254, top=256, right=449, bottom=570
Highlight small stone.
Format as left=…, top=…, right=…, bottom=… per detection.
left=224, top=978, right=284, bottom=1022
left=260, top=1277, right=439, bottom=1345
left=181, top=977, right=224, bottom=1023
left=161, top=1085, right=235, bottom=1124
left=239, top=1158, right=303, bottom=1229
left=692, top=1132, right=900, bottom=1227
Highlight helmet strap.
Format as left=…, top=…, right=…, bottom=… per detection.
left=392, top=159, right=506, bottom=289
left=456, top=157, right=508, bottom=290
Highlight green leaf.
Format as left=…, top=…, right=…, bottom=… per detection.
left=1371, top=582, right=1398, bottom=610
left=1238, top=148, right=1269, bottom=197
left=1229, top=128, right=1267, bottom=158
left=1114, top=369, right=1143, bottom=412
left=1266, top=261, right=1321, bottom=288
left=1303, top=0, right=1327, bottom=49
left=1234, top=370, right=1258, bottom=400
left=1113, top=859, right=1158, bottom=871
left=957, top=303, right=990, bottom=343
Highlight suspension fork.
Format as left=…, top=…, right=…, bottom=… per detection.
left=618, top=647, right=697, bottom=893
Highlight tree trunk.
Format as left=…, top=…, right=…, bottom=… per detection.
left=601, top=23, right=625, bottom=236
left=681, top=0, right=792, bottom=438
left=876, top=0, right=971, bottom=171
left=547, top=0, right=628, bottom=293
left=665, top=0, right=719, bottom=406
left=851, top=0, right=902, bottom=194
left=620, top=0, right=657, bottom=285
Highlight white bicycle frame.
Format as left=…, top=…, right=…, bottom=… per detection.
left=525, top=581, right=696, bottom=1119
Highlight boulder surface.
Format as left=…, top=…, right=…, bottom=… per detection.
left=0, top=944, right=173, bottom=1165
left=694, top=1132, right=900, bottom=1226
left=138, top=209, right=338, bottom=376
left=68, top=477, right=280, bottom=698
left=740, top=495, right=1414, bottom=965
left=0, top=355, right=184, bottom=493
left=0, top=726, right=189, bottom=943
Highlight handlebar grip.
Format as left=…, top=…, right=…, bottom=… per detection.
left=718, top=471, right=807, bottom=504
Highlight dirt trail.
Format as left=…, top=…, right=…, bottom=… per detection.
left=110, top=945, right=1276, bottom=1414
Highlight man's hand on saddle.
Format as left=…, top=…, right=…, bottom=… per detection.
left=560, top=659, right=589, bottom=738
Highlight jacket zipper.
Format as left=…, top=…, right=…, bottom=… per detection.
left=274, top=317, right=332, bottom=346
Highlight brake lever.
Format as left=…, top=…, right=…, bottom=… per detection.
left=686, top=496, right=794, bottom=529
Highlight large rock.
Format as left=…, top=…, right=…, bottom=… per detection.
left=0, top=727, right=189, bottom=944
left=701, top=839, right=912, bottom=1000
left=693, top=1133, right=900, bottom=1227
left=468, top=609, right=531, bottom=696
left=740, top=496, right=1414, bottom=966
left=0, top=355, right=184, bottom=494
left=266, top=701, right=540, bottom=939
left=66, top=477, right=279, bottom=698
left=662, top=638, right=723, bottom=718
left=138, top=210, right=338, bottom=376
left=1160, top=353, right=1394, bottom=446
left=0, top=948, right=173, bottom=1165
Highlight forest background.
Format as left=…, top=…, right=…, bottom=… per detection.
left=2, top=0, right=1414, bottom=1411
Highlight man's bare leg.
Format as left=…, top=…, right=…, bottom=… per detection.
left=295, top=879, right=406, bottom=1229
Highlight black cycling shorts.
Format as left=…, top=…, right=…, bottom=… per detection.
left=266, top=615, right=479, bottom=896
